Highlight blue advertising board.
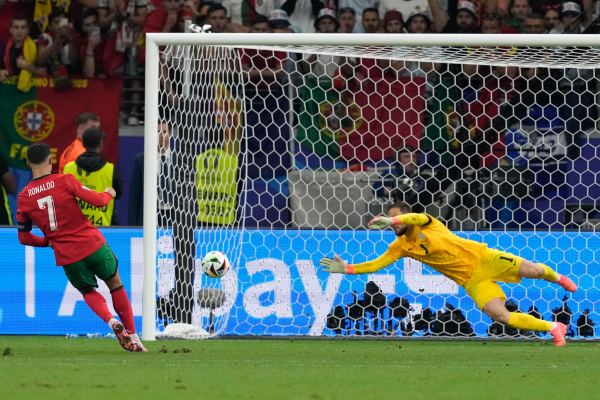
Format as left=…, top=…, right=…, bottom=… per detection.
left=0, top=228, right=598, bottom=338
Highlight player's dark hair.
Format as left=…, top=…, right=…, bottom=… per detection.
left=76, top=112, right=99, bottom=128
left=386, top=201, right=412, bottom=214
left=27, top=142, right=51, bottom=165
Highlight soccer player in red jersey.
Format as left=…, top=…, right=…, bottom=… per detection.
left=17, top=142, right=146, bottom=352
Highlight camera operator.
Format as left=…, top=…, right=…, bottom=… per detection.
left=373, top=146, right=438, bottom=213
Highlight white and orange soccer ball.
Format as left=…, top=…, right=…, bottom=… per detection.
left=201, top=251, right=230, bottom=278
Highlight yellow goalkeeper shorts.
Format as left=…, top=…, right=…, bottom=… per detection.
left=463, top=248, right=523, bottom=310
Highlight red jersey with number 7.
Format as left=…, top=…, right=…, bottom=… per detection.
left=17, top=173, right=113, bottom=265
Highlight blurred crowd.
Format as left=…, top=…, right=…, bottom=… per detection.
left=1, top=0, right=598, bottom=78
left=1, top=0, right=598, bottom=121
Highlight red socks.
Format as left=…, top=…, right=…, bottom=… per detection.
left=83, top=290, right=113, bottom=323
left=83, top=287, right=136, bottom=334
left=111, top=286, right=136, bottom=334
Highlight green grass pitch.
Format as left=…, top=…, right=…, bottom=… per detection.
left=1, top=336, right=599, bottom=400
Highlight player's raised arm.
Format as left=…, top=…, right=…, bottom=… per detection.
left=319, top=250, right=398, bottom=274
left=64, top=174, right=114, bottom=207
left=368, top=213, right=432, bottom=230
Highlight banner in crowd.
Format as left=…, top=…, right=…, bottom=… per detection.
left=423, top=76, right=504, bottom=169
left=297, top=75, right=425, bottom=163
left=0, top=78, right=122, bottom=171
left=0, top=228, right=597, bottom=338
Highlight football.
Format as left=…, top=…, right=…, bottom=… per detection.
left=201, top=251, right=230, bottom=278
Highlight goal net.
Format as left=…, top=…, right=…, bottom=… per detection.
left=143, top=33, right=599, bottom=340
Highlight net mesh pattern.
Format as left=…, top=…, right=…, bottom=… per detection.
left=153, top=42, right=599, bottom=339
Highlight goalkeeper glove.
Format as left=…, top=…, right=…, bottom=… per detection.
left=367, top=216, right=393, bottom=230
left=319, top=255, right=350, bottom=273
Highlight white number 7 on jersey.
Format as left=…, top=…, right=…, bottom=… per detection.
left=37, top=195, right=58, bottom=231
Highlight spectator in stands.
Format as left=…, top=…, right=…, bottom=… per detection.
left=0, top=16, right=45, bottom=92
left=280, top=0, right=325, bottom=33
left=386, top=10, right=436, bottom=77
left=63, top=128, right=123, bottom=226
left=58, top=112, right=101, bottom=174
left=0, top=156, right=17, bottom=225
left=431, top=0, right=452, bottom=32
left=558, top=1, right=587, bottom=33
left=502, top=0, right=531, bottom=32
left=250, top=14, right=271, bottom=32
left=269, top=9, right=294, bottom=33
left=380, top=0, right=449, bottom=31
left=302, top=8, right=350, bottom=78
left=222, top=0, right=276, bottom=26
left=241, top=15, right=285, bottom=87
left=339, top=0, right=378, bottom=31
left=361, top=7, right=380, bottom=32
left=143, top=0, right=182, bottom=34
left=178, top=0, right=205, bottom=24
left=373, top=146, right=437, bottom=213
left=78, top=8, right=124, bottom=78
left=337, top=7, right=357, bottom=33
left=98, top=0, right=148, bottom=125
left=98, top=0, right=148, bottom=31
left=543, top=6, right=562, bottom=32
left=444, top=1, right=479, bottom=33
left=383, top=10, right=404, bottom=33
left=405, top=10, right=433, bottom=33
left=0, top=0, right=31, bottom=42
left=481, top=13, right=502, bottom=32
left=129, top=122, right=172, bottom=226
left=37, top=10, right=79, bottom=90
left=206, top=4, right=230, bottom=32
left=314, top=7, right=339, bottom=33
left=523, top=12, right=547, bottom=33
left=78, top=8, right=108, bottom=78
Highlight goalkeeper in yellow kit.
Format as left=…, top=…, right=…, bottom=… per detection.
left=320, top=202, right=577, bottom=346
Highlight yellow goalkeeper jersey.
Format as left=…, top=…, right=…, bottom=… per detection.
left=359, top=215, right=487, bottom=285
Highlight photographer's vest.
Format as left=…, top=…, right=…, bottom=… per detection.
left=0, top=185, right=11, bottom=225
left=63, top=161, right=114, bottom=226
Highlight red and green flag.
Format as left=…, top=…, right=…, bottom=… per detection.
left=297, top=75, right=426, bottom=163
left=0, top=78, right=122, bottom=171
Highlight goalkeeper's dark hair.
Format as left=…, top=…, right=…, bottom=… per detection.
left=27, top=142, right=51, bottom=165
left=386, top=201, right=412, bottom=214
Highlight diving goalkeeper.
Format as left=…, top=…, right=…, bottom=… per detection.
left=320, top=202, right=577, bottom=346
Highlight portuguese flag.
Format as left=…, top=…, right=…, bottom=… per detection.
left=422, top=75, right=503, bottom=169
left=0, top=78, right=122, bottom=171
left=296, top=76, right=348, bottom=160
left=296, top=75, right=425, bottom=163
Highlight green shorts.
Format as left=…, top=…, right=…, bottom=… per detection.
left=62, top=243, right=118, bottom=290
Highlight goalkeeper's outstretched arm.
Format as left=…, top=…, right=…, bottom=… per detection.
left=319, top=250, right=399, bottom=274
left=368, top=213, right=432, bottom=230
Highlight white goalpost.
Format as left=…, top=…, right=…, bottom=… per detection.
left=143, top=33, right=600, bottom=341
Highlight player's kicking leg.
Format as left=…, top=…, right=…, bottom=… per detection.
left=482, top=297, right=568, bottom=346
left=66, top=244, right=147, bottom=352
left=79, top=287, right=137, bottom=350
left=518, top=260, right=577, bottom=292
left=105, top=273, right=147, bottom=352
